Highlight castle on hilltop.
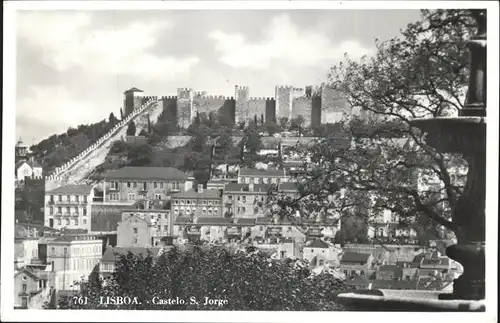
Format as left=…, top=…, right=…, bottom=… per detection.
left=124, top=84, right=351, bottom=129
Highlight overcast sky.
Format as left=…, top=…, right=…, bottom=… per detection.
left=15, top=9, right=421, bottom=145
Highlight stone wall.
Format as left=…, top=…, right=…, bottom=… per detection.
left=292, top=97, right=313, bottom=127
left=321, top=85, right=349, bottom=124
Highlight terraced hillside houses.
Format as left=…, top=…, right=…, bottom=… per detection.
left=102, top=167, right=190, bottom=203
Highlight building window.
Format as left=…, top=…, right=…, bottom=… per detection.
left=237, top=196, right=240, bottom=201
left=74, top=219, right=79, bottom=226
left=202, top=209, right=207, bottom=215
left=75, top=207, right=79, bottom=215
left=22, top=284, right=27, bottom=292
left=174, top=208, right=179, bottom=214
left=241, top=207, right=246, bottom=213
left=160, top=182, right=164, bottom=189
left=360, top=270, right=365, bottom=276
left=58, top=195, right=62, bottom=202
left=181, top=200, right=186, bottom=204
left=57, top=219, right=62, bottom=225
left=50, top=195, right=54, bottom=202
left=133, top=228, right=138, bottom=234
left=154, top=182, right=158, bottom=189
left=202, top=200, right=207, bottom=205
left=164, top=225, right=168, bottom=232
left=208, top=209, right=212, bottom=215
left=83, top=195, right=87, bottom=203
left=83, top=219, right=87, bottom=225
left=49, top=207, right=54, bottom=215
left=242, top=196, right=247, bottom=203
left=75, top=195, right=80, bottom=202
left=186, top=200, right=191, bottom=205
left=406, top=275, right=411, bottom=280
left=143, top=182, right=147, bottom=190
left=228, top=195, right=233, bottom=200
left=343, top=270, right=348, bottom=275
left=259, top=226, right=264, bottom=231
left=186, top=209, right=191, bottom=214
left=351, top=270, right=356, bottom=276
left=127, top=182, right=131, bottom=188
left=155, top=194, right=162, bottom=200
left=83, top=208, right=87, bottom=216
left=66, top=207, right=70, bottom=214
left=208, top=200, right=213, bottom=205
left=57, top=207, right=62, bottom=214
left=133, top=182, right=137, bottom=188
left=134, top=238, right=138, bottom=244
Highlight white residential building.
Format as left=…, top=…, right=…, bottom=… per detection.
left=46, top=235, right=102, bottom=290
left=44, top=185, right=94, bottom=232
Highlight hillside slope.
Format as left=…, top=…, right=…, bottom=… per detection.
left=46, top=99, right=163, bottom=191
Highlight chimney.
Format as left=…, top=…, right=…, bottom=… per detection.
left=198, top=184, right=203, bottom=193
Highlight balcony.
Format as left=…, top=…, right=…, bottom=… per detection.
left=71, top=213, right=80, bottom=217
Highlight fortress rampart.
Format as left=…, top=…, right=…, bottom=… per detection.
left=156, top=84, right=349, bottom=128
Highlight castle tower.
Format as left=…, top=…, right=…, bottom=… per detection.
left=235, top=85, right=249, bottom=125
left=123, top=87, right=145, bottom=117
left=320, top=84, right=350, bottom=124
left=275, top=86, right=293, bottom=123
left=177, top=88, right=194, bottom=129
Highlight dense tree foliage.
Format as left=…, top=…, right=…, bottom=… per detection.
left=269, top=9, right=475, bottom=243
left=52, top=244, right=350, bottom=310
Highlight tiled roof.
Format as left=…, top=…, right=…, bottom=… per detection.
left=371, top=280, right=418, bottom=290
left=195, top=217, right=233, bottom=225
left=171, top=189, right=221, bottom=199
left=235, top=218, right=256, bottom=226
left=255, top=217, right=273, bottom=224
left=124, top=87, right=144, bottom=93
left=224, top=183, right=247, bottom=192
left=421, top=257, right=450, bottom=267
left=239, top=168, right=286, bottom=177
left=340, top=252, right=371, bottom=263
left=103, top=167, right=187, bottom=181
left=307, top=239, right=330, bottom=249
left=46, top=185, right=94, bottom=195
left=15, top=268, right=40, bottom=281
left=102, top=247, right=160, bottom=262
left=174, top=216, right=192, bottom=225
left=378, top=265, right=403, bottom=277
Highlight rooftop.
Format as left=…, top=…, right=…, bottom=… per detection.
left=195, top=217, right=233, bottom=225
left=307, top=239, right=330, bottom=249
left=341, top=252, right=372, bottom=263
left=46, top=184, right=94, bottom=195
left=174, top=216, right=192, bottom=225
left=103, top=167, right=187, bottom=181
left=239, top=168, right=286, bottom=177
left=171, top=189, right=221, bottom=199
left=124, top=87, right=144, bottom=93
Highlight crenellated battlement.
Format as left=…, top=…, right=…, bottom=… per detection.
left=249, top=97, right=276, bottom=101
left=275, top=85, right=294, bottom=90
left=197, top=94, right=235, bottom=100
left=160, top=95, right=178, bottom=100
